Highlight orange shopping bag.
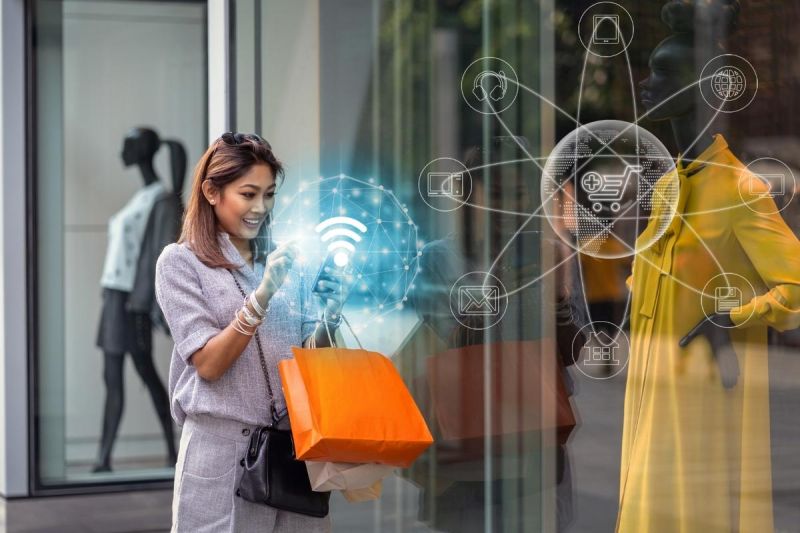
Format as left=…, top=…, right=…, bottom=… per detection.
left=279, top=346, right=433, bottom=468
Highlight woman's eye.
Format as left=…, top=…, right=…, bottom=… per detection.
left=243, top=192, right=255, bottom=199
left=266, top=192, right=276, bottom=199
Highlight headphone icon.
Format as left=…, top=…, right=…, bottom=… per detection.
left=472, top=70, right=508, bottom=102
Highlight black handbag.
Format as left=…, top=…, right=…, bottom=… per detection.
left=230, top=273, right=330, bottom=517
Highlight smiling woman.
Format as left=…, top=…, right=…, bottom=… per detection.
left=181, top=132, right=285, bottom=271
left=203, top=162, right=277, bottom=267
left=155, top=133, right=350, bottom=532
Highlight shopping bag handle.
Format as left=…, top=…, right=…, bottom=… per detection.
left=314, top=314, right=364, bottom=350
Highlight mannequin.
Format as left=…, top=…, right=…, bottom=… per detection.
left=618, top=1, right=800, bottom=531
left=93, top=127, right=184, bottom=472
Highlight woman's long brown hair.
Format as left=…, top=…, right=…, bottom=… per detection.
left=179, top=133, right=284, bottom=269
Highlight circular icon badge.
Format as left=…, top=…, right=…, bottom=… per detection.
left=700, top=54, right=758, bottom=113
left=449, top=272, right=508, bottom=330
left=460, top=57, right=519, bottom=115
left=577, top=2, right=635, bottom=58
left=418, top=157, right=473, bottom=212
left=571, top=322, right=630, bottom=380
left=737, top=157, right=796, bottom=215
left=541, top=120, right=678, bottom=259
left=700, top=273, right=756, bottom=328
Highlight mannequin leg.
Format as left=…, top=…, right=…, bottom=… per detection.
left=93, top=351, right=125, bottom=472
left=130, top=347, right=177, bottom=466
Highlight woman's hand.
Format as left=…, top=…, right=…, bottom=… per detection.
left=255, top=242, right=299, bottom=306
left=679, top=313, right=739, bottom=389
left=316, top=267, right=354, bottom=325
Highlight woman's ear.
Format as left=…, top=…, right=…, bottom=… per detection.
left=201, top=180, right=219, bottom=206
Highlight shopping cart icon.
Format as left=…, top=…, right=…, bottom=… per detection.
left=580, top=164, right=642, bottom=213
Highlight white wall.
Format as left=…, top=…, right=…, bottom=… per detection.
left=59, top=0, right=205, bottom=468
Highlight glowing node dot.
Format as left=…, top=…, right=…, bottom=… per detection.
left=333, top=252, right=349, bottom=267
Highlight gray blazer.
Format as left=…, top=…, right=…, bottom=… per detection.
left=155, top=232, right=320, bottom=427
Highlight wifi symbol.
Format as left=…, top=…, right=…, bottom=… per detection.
left=314, top=216, right=368, bottom=267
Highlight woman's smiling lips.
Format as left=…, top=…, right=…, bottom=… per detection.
left=242, top=217, right=263, bottom=229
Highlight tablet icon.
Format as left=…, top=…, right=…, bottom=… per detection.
left=458, top=285, right=500, bottom=316
left=715, top=286, right=742, bottom=313
left=592, top=14, right=620, bottom=45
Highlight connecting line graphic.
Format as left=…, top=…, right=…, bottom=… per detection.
left=460, top=57, right=755, bottom=328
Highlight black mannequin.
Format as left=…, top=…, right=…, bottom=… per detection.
left=637, top=0, right=741, bottom=387
left=93, top=127, right=182, bottom=472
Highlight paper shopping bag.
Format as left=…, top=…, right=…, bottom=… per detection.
left=305, top=461, right=394, bottom=492
left=342, top=479, right=383, bottom=502
left=279, top=347, right=434, bottom=467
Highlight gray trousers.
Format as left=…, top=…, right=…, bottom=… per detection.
left=172, top=414, right=331, bottom=533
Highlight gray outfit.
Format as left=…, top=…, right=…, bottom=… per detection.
left=172, top=414, right=330, bottom=533
left=155, top=232, right=327, bottom=532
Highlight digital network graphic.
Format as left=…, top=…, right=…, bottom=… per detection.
left=419, top=2, right=793, bottom=378
left=271, top=175, right=422, bottom=335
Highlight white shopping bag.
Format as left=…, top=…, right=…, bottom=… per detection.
left=305, top=461, right=394, bottom=492
left=343, top=479, right=383, bottom=502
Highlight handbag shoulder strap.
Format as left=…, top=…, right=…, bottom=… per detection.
left=228, top=270, right=279, bottom=424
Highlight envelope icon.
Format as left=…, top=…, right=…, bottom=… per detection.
left=459, top=286, right=500, bottom=316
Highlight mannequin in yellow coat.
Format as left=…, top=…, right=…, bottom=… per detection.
left=618, top=1, right=800, bottom=531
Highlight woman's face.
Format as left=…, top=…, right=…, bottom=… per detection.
left=639, top=36, right=698, bottom=121
left=206, top=163, right=277, bottom=241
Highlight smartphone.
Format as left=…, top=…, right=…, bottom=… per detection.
left=312, top=251, right=353, bottom=294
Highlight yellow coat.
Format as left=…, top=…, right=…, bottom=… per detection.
left=617, top=135, right=800, bottom=532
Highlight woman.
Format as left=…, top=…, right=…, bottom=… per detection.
left=155, top=132, right=345, bottom=532
left=618, top=1, right=800, bottom=531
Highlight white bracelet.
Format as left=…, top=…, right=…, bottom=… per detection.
left=233, top=310, right=257, bottom=336
left=240, top=304, right=264, bottom=327
left=249, top=291, right=268, bottom=317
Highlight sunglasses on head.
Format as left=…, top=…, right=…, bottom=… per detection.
left=220, top=131, right=271, bottom=149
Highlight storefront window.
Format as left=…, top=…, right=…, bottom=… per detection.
left=229, top=1, right=800, bottom=531
left=31, top=0, right=207, bottom=489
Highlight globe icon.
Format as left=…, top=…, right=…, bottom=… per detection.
left=712, top=66, right=746, bottom=101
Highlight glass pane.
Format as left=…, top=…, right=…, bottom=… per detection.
left=233, top=1, right=555, bottom=531
left=232, top=1, right=800, bottom=532
left=32, top=0, right=207, bottom=487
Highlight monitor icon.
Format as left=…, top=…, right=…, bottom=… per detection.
left=592, top=14, right=620, bottom=45
left=427, top=172, right=465, bottom=198
left=751, top=173, right=786, bottom=197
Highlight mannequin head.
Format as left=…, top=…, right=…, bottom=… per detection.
left=120, top=126, right=187, bottom=195
left=639, top=0, right=739, bottom=122
left=121, top=127, right=160, bottom=167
